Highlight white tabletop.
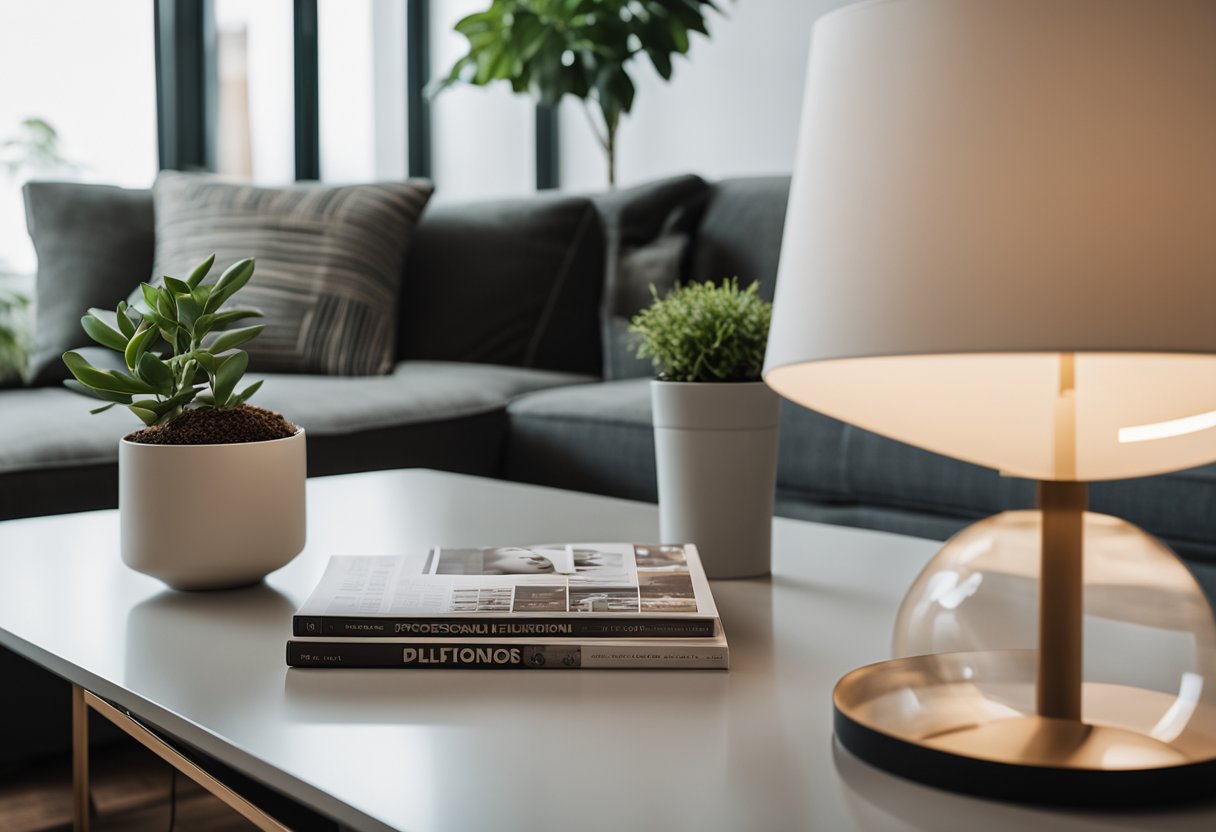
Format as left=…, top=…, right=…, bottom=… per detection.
left=0, top=469, right=1213, bottom=832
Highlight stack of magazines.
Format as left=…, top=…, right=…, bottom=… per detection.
left=287, top=543, right=728, bottom=670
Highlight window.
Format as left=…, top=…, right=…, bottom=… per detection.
left=213, top=0, right=295, bottom=183
left=0, top=0, right=157, bottom=281
left=318, top=0, right=408, bottom=183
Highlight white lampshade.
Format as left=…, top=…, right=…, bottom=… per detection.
left=764, top=0, right=1216, bottom=482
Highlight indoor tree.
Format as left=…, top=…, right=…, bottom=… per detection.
left=437, top=0, right=722, bottom=186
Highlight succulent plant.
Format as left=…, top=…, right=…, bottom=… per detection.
left=629, top=278, right=772, bottom=383
left=62, top=255, right=265, bottom=427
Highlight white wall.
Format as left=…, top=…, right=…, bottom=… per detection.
left=428, top=0, right=536, bottom=203
left=559, top=0, right=852, bottom=192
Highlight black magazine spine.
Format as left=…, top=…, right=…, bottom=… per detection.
left=289, top=641, right=563, bottom=669
left=286, top=640, right=727, bottom=669
left=292, top=616, right=715, bottom=639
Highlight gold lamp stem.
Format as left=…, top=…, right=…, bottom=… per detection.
left=1036, top=352, right=1085, bottom=720
left=1037, top=480, right=1087, bottom=720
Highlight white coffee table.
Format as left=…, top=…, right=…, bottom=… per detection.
left=0, top=469, right=1212, bottom=831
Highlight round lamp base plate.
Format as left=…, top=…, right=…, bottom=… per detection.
left=833, top=651, right=1216, bottom=806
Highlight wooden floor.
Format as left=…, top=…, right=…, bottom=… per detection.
left=0, top=744, right=257, bottom=832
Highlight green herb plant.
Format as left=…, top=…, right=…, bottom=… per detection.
left=436, top=0, right=722, bottom=186
left=0, top=289, right=29, bottom=382
left=61, top=255, right=264, bottom=427
left=629, top=278, right=771, bottom=383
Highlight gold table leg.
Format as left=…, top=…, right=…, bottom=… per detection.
left=71, top=684, right=90, bottom=832
left=76, top=689, right=291, bottom=832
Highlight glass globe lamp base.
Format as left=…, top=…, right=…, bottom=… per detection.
left=833, top=650, right=1216, bottom=806
left=833, top=492, right=1216, bottom=806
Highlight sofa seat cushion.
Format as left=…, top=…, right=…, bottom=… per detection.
left=253, top=361, right=590, bottom=437
left=506, top=379, right=657, bottom=502
left=0, top=362, right=590, bottom=520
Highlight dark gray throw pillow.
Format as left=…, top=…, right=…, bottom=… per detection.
left=23, top=181, right=155, bottom=386
left=591, top=174, right=710, bottom=380
left=398, top=192, right=606, bottom=375
left=150, top=172, right=434, bottom=375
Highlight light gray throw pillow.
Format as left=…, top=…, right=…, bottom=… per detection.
left=23, top=182, right=154, bottom=386
left=149, top=172, right=434, bottom=375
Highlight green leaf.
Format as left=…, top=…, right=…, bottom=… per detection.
left=89, top=402, right=119, bottom=415
left=161, top=388, right=198, bottom=411
left=63, top=351, right=157, bottom=395
left=81, top=314, right=128, bottom=352
left=234, top=378, right=263, bottom=405
left=647, top=47, right=673, bottom=79
left=186, top=254, right=216, bottom=289
left=128, top=405, right=159, bottom=426
left=135, top=388, right=198, bottom=416
left=156, top=288, right=176, bottom=321
left=176, top=294, right=201, bottom=332
left=115, top=302, right=136, bottom=339
left=189, top=350, right=217, bottom=375
left=208, top=324, right=263, bottom=353
left=64, top=378, right=133, bottom=404
left=202, top=308, right=263, bottom=333
left=102, top=370, right=160, bottom=395
left=163, top=276, right=192, bottom=296
left=138, top=309, right=168, bottom=331
left=205, top=258, right=255, bottom=313
left=136, top=352, right=175, bottom=394
left=124, top=325, right=159, bottom=372
left=669, top=17, right=690, bottom=53
left=212, top=350, right=249, bottom=407
left=139, top=283, right=161, bottom=313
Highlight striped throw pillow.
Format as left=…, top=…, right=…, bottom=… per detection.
left=149, top=172, right=433, bottom=375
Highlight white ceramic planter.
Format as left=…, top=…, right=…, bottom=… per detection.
left=651, top=381, right=780, bottom=579
left=119, top=429, right=307, bottom=591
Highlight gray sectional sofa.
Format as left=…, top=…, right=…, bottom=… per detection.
left=4, top=173, right=1216, bottom=767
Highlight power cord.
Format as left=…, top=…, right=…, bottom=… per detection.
left=167, top=767, right=177, bottom=832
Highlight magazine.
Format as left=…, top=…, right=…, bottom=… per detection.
left=286, top=633, right=729, bottom=670
left=293, top=543, right=720, bottom=639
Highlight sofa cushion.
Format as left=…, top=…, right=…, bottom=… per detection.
left=23, top=182, right=155, bottom=386
left=150, top=172, right=435, bottom=375
left=398, top=193, right=605, bottom=375
left=506, top=378, right=657, bottom=502
left=688, top=176, right=790, bottom=300
left=592, top=175, right=709, bottom=380
left=253, top=362, right=590, bottom=438
left=0, top=362, right=590, bottom=520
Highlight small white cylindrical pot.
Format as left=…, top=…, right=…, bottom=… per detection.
left=652, top=381, right=780, bottom=579
left=119, top=430, right=307, bottom=591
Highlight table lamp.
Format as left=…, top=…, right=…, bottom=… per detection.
left=764, top=0, right=1216, bottom=805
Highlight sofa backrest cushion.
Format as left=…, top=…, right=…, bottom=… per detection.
left=23, top=181, right=154, bottom=386
left=688, top=176, right=791, bottom=302
left=398, top=193, right=605, bottom=375
left=593, top=174, right=710, bottom=379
